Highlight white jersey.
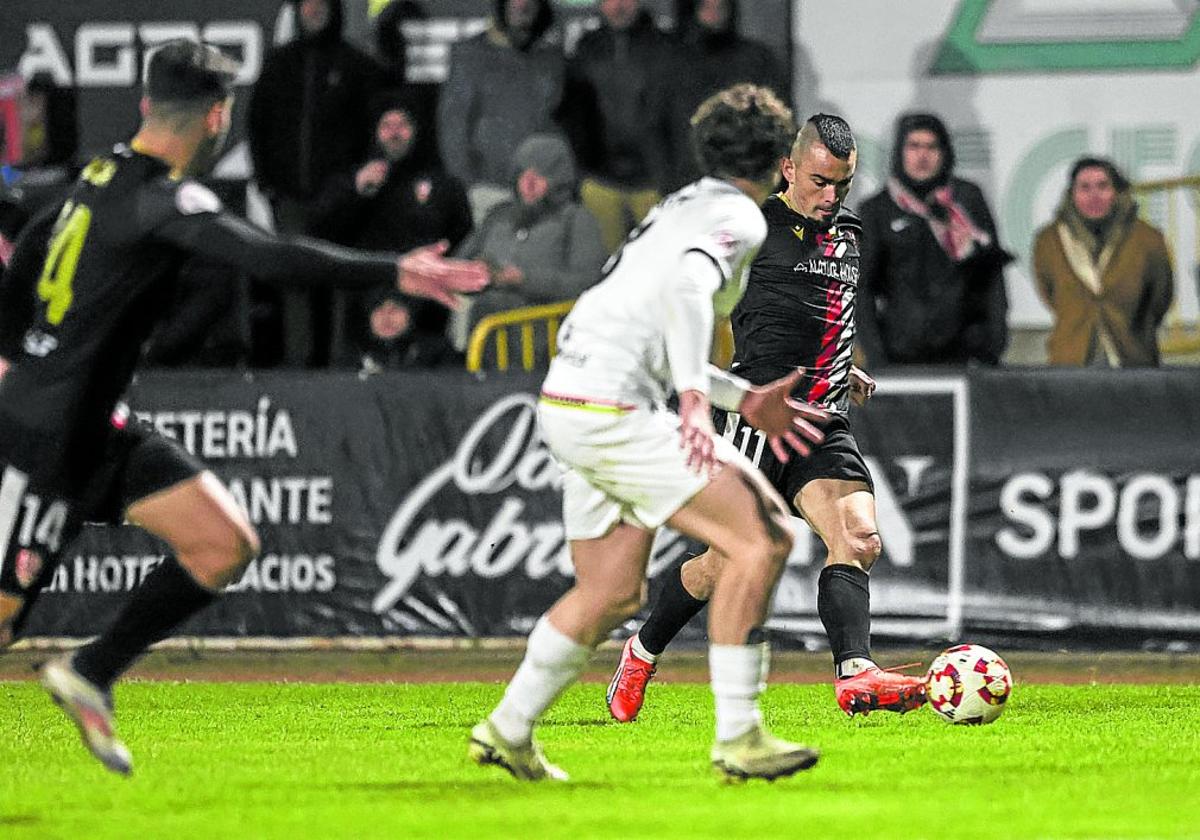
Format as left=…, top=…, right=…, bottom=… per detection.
left=542, top=177, right=767, bottom=409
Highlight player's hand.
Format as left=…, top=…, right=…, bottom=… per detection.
left=493, top=264, right=524, bottom=287
left=397, top=241, right=490, bottom=309
left=356, top=160, right=389, bottom=195
left=849, top=365, right=876, bottom=406
left=678, top=389, right=720, bottom=477
left=738, top=368, right=829, bottom=464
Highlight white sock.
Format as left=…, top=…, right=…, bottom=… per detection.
left=836, top=656, right=877, bottom=680
left=630, top=633, right=658, bottom=664
left=709, top=642, right=769, bottom=742
left=489, top=617, right=590, bottom=745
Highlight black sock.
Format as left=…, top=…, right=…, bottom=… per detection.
left=72, top=558, right=217, bottom=690
left=638, top=560, right=708, bottom=656
left=817, top=563, right=872, bottom=672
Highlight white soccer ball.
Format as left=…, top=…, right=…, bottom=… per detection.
left=925, top=644, right=1013, bottom=725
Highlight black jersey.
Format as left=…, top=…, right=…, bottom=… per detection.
left=0, top=145, right=397, bottom=496
left=729, top=193, right=862, bottom=412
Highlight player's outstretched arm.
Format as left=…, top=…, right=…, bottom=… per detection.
left=157, top=209, right=486, bottom=304
left=738, top=369, right=830, bottom=463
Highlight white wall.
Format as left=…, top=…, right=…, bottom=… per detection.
left=792, top=0, right=1200, bottom=327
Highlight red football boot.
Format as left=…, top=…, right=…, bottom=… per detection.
left=835, top=664, right=927, bottom=716
left=606, top=636, right=657, bottom=722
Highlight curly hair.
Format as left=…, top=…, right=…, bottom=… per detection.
left=690, top=83, right=795, bottom=181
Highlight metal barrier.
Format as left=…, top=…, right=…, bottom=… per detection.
left=465, top=300, right=575, bottom=372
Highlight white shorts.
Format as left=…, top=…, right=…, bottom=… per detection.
left=537, top=397, right=745, bottom=541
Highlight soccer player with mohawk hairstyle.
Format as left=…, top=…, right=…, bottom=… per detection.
left=470, top=84, right=831, bottom=784
left=607, top=114, right=929, bottom=723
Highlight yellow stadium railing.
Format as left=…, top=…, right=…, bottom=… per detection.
left=465, top=300, right=576, bottom=372
left=1132, top=175, right=1200, bottom=358
left=465, top=299, right=737, bottom=373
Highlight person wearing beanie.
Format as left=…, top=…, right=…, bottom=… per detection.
left=1032, top=157, right=1173, bottom=366
left=451, top=133, right=607, bottom=362
left=857, top=112, right=1012, bottom=367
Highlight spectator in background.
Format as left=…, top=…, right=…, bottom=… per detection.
left=248, top=0, right=382, bottom=366
left=18, top=74, right=78, bottom=171
left=374, top=0, right=440, bottom=155
left=664, top=0, right=789, bottom=190
left=313, top=91, right=473, bottom=368
left=564, top=0, right=674, bottom=253
left=437, top=0, right=566, bottom=223
left=452, top=134, right=606, bottom=361
left=857, top=113, right=1010, bottom=367
left=1032, top=157, right=1174, bottom=367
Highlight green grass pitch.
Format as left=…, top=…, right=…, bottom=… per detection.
left=2, top=680, right=1198, bottom=839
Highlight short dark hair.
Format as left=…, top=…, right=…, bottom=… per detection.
left=690, top=84, right=795, bottom=181
left=805, top=113, right=855, bottom=160
left=1069, top=156, right=1129, bottom=192
left=144, top=39, right=238, bottom=108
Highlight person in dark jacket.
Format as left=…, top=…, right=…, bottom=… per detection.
left=664, top=0, right=790, bottom=190
left=857, top=112, right=1010, bottom=367
left=312, top=90, right=473, bottom=368
left=373, top=0, right=440, bottom=156
left=247, top=0, right=383, bottom=366
left=565, top=0, right=674, bottom=252
left=437, top=0, right=566, bottom=223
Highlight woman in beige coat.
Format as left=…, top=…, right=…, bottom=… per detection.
left=1032, top=157, right=1174, bottom=366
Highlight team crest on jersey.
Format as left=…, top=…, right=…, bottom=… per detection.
left=817, top=226, right=860, bottom=260
left=15, top=549, right=43, bottom=589
left=414, top=179, right=432, bottom=204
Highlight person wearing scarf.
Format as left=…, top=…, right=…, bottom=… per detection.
left=1032, top=157, right=1174, bottom=367
left=858, top=112, right=1011, bottom=366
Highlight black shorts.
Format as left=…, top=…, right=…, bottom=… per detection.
left=716, top=409, right=873, bottom=515
left=80, top=422, right=205, bottom=525
left=0, top=422, right=202, bottom=600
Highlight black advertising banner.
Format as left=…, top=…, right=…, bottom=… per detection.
left=968, top=369, right=1200, bottom=640
left=0, top=1, right=793, bottom=162
left=765, top=377, right=966, bottom=641
left=21, top=370, right=694, bottom=638
left=0, top=0, right=283, bottom=159
left=18, top=368, right=1200, bottom=644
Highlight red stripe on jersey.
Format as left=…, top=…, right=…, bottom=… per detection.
left=805, top=282, right=847, bottom=404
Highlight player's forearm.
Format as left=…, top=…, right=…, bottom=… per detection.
left=707, top=366, right=751, bottom=412
left=663, top=252, right=722, bottom=400
left=159, top=213, right=395, bottom=290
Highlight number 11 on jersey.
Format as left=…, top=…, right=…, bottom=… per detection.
left=721, top=412, right=766, bottom=468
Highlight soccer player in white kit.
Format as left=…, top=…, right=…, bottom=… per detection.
left=470, top=84, right=831, bottom=783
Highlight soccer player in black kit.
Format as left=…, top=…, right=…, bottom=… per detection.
left=607, top=114, right=928, bottom=721
left=0, top=40, right=488, bottom=774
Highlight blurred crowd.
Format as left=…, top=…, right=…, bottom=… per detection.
left=0, top=0, right=1179, bottom=373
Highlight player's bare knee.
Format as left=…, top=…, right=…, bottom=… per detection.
left=846, top=531, right=882, bottom=571
left=605, top=587, right=644, bottom=624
